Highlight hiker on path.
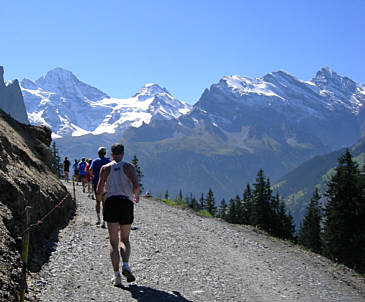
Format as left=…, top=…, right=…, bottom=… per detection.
left=90, top=147, right=110, bottom=227
left=78, top=157, right=88, bottom=192
left=62, top=157, right=71, bottom=182
left=85, top=159, right=93, bottom=198
left=97, top=143, right=140, bottom=286
left=73, top=159, right=79, bottom=184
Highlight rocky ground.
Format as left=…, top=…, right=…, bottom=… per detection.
left=26, top=181, right=365, bottom=302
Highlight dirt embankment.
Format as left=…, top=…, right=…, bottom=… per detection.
left=0, top=109, right=75, bottom=302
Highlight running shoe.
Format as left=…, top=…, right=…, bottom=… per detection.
left=122, top=268, right=136, bottom=283
left=112, top=274, right=122, bottom=286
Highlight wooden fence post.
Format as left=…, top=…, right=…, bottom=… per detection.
left=73, top=179, right=76, bottom=201
left=20, top=205, right=31, bottom=302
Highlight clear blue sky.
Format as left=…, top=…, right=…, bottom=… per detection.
left=1, top=0, right=364, bottom=104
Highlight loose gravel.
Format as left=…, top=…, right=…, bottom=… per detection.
left=27, top=181, right=365, bottom=302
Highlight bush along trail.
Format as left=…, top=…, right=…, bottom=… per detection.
left=26, top=180, right=365, bottom=302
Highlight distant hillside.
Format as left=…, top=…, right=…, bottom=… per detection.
left=275, top=136, right=365, bottom=227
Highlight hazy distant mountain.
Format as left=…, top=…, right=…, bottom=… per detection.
left=22, top=67, right=365, bottom=206
left=274, top=136, right=365, bottom=227
left=0, top=66, right=29, bottom=124
left=21, top=68, right=191, bottom=138
left=117, top=68, right=365, bottom=200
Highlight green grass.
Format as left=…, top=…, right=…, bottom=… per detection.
left=196, top=210, right=212, bottom=217
left=157, top=198, right=212, bottom=217
left=159, top=198, right=187, bottom=207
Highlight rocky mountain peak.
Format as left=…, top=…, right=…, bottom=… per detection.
left=20, top=78, right=38, bottom=90
left=134, top=83, right=171, bottom=98
left=312, top=67, right=356, bottom=91
left=0, top=67, right=29, bottom=124
left=0, top=66, right=5, bottom=88
left=35, top=67, right=78, bottom=90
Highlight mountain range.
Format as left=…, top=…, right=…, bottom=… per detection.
left=20, top=67, right=365, bottom=226
left=21, top=68, right=191, bottom=138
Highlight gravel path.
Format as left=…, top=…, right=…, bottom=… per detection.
left=27, top=181, right=365, bottom=302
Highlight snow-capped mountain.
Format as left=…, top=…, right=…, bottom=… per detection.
left=21, top=68, right=192, bottom=138
left=195, top=67, right=365, bottom=127
left=188, top=67, right=365, bottom=151
left=93, top=83, right=191, bottom=135
left=53, top=67, right=365, bottom=206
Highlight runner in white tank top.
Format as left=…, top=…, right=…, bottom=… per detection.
left=97, top=143, right=140, bottom=285
left=105, top=160, right=134, bottom=201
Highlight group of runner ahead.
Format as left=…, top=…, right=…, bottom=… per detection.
left=62, top=143, right=140, bottom=286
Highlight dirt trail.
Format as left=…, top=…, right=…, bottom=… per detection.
left=27, top=181, right=365, bottom=302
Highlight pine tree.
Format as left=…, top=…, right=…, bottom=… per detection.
left=227, top=198, right=236, bottom=223
left=191, top=195, right=199, bottom=211
left=298, top=188, right=322, bottom=253
left=275, top=200, right=295, bottom=241
left=241, top=184, right=253, bottom=225
left=323, top=149, right=365, bottom=272
left=218, top=199, right=227, bottom=220
left=251, top=169, right=272, bottom=231
left=177, top=189, right=183, bottom=202
left=184, top=193, right=191, bottom=207
left=282, top=210, right=296, bottom=241
left=164, top=190, right=169, bottom=200
left=51, top=142, right=61, bottom=178
left=269, top=192, right=282, bottom=237
left=199, top=193, right=206, bottom=210
left=233, top=194, right=243, bottom=224
left=206, top=188, right=216, bottom=216
left=131, top=155, right=144, bottom=193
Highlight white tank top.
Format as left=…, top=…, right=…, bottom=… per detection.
left=105, top=160, right=133, bottom=201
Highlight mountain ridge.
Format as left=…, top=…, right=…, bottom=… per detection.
left=22, top=67, right=365, bottom=222
left=21, top=67, right=192, bottom=138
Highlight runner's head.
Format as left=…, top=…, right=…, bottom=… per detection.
left=110, top=143, right=124, bottom=161
left=98, top=146, right=106, bottom=158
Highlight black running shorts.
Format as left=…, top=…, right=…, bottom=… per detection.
left=103, top=195, right=134, bottom=225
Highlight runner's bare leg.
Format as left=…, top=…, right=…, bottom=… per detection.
left=107, top=222, right=121, bottom=272
left=119, top=224, right=131, bottom=263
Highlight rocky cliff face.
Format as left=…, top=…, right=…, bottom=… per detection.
left=0, top=66, right=29, bottom=125
left=0, top=109, right=75, bottom=301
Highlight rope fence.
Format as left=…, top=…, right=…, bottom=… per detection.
left=20, top=185, right=74, bottom=302
left=22, top=192, right=72, bottom=235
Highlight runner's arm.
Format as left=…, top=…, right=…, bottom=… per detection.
left=124, top=163, right=140, bottom=203
left=96, top=165, right=110, bottom=196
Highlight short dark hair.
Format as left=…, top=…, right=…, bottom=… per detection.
left=111, top=143, right=124, bottom=155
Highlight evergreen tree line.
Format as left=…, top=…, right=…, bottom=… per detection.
left=297, top=149, right=365, bottom=273
left=168, top=148, right=364, bottom=273
left=178, top=169, right=296, bottom=241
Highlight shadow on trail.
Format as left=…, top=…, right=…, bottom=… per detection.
left=118, top=284, right=193, bottom=302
